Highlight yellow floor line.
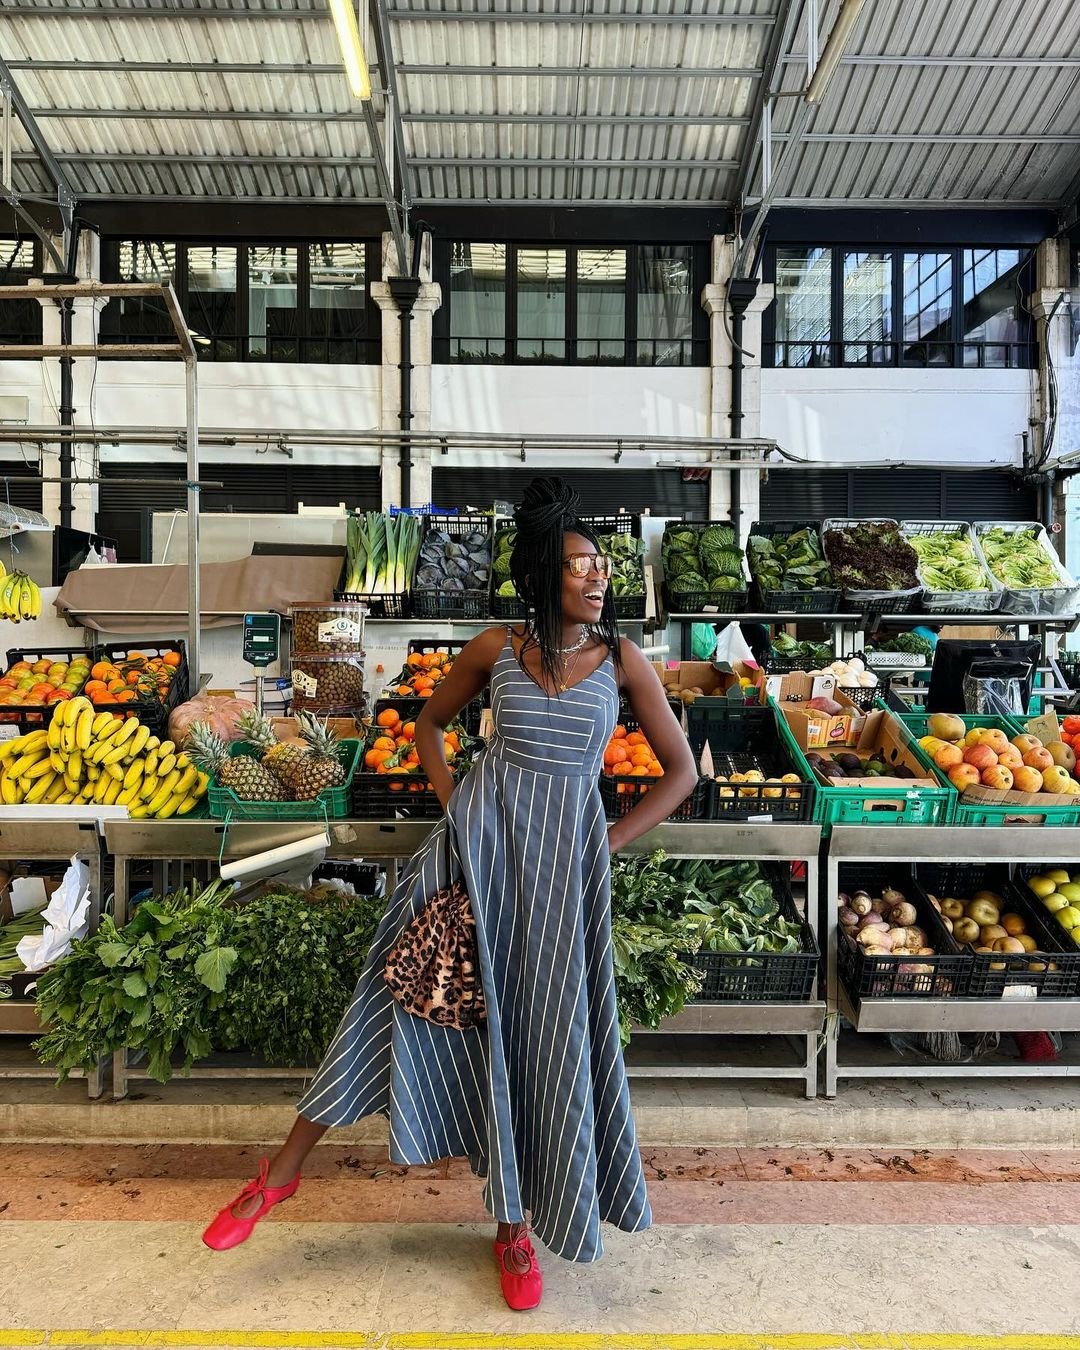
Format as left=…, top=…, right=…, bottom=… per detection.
left=17, top=1333, right=1080, bottom=1350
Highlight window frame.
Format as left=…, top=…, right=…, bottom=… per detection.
left=100, top=238, right=381, bottom=363
left=434, top=240, right=708, bottom=366
left=763, top=243, right=1035, bottom=370
left=0, top=236, right=44, bottom=346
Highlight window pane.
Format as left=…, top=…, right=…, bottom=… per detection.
left=0, top=239, right=41, bottom=345
left=576, top=247, right=625, bottom=363
left=961, top=248, right=1028, bottom=367
left=773, top=247, right=831, bottom=367
left=248, top=245, right=298, bottom=360
left=902, top=252, right=952, bottom=365
left=637, top=245, right=694, bottom=366
left=101, top=240, right=177, bottom=340
left=450, top=242, right=505, bottom=362
left=308, top=243, right=367, bottom=362
left=188, top=245, right=238, bottom=361
left=842, top=251, right=892, bottom=364
left=517, top=247, right=565, bottom=362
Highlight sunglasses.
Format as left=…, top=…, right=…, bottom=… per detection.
left=563, top=552, right=615, bottom=579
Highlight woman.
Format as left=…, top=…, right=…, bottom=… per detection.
left=203, top=477, right=698, bottom=1310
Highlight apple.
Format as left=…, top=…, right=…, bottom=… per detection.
left=993, top=937, right=1027, bottom=954
left=927, top=712, right=966, bottom=743
left=997, top=745, right=1024, bottom=771
left=980, top=729, right=1010, bottom=755
left=1023, top=746, right=1055, bottom=771
left=1042, top=892, right=1069, bottom=913
left=953, top=917, right=980, bottom=943
left=1017, top=934, right=1038, bottom=953
left=1011, top=733, right=1042, bottom=754
left=1048, top=740, right=1076, bottom=771
left=964, top=743, right=998, bottom=771
left=1042, top=766, right=1073, bottom=794
left=1012, top=765, right=1045, bottom=794
left=980, top=924, right=1009, bottom=945
left=1045, top=868, right=1070, bottom=883
left=933, top=743, right=964, bottom=770
left=948, top=763, right=981, bottom=791
left=940, top=898, right=965, bottom=920
left=1001, top=913, right=1027, bottom=936
left=1056, top=905, right=1080, bottom=931
left=967, top=898, right=1001, bottom=926
left=981, top=764, right=1014, bottom=791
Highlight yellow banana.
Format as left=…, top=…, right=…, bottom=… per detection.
left=86, top=764, right=100, bottom=782
left=156, top=740, right=176, bottom=759
left=145, top=749, right=159, bottom=776
left=173, top=765, right=198, bottom=797
left=25, top=772, right=57, bottom=803
left=47, top=718, right=62, bottom=751
left=117, top=782, right=142, bottom=807
left=93, top=773, right=111, bottom=804
left=195, top=770, right=210, bottom=794
left=137, top=774, right=160, bottom=802
left=106, top=763, right=126, bottom=782
left=1, top=776, right=20, bottom=805
left=75, top=709, right=94, bottom=751
left=102, top=743, right=130, bottom=767
left=13, top=730, right=47, bottom=754
left=26, top=577, right=41, bottom=620
left=146, top=735, right=161, bottom=752
left=67, top=751, right=82, bottom=782
left=123, top=760, right=144, bottom=790
left=147, top=774, right=182, bottom=814
left=154, top=792, right=187, bottom=819
left=8, top=751, right=48, bottom=779
left=49, top=751, right=66, bottom=776
left=91, top=712, right=118, bottom=738
left=103, top=776, right=122, bottom=806
left=77, top=783, right=96, bottom=803
left=128, top=804, right=150, bottom=818
left=63, top=775, right=81, bottom=796
left=175, top=752, right=191, bottom=770
left=44, top=776, right=67, bottom=803
left=113, top=718, right=139, bottom=748
left=24, top=758, right=54, bottom=780
left=53, top=791, right=75, bottom=805
left=157, top=753, right=177, bottom=777
left=176, top=793, right=201, bottom=816
left=128, top=724, right=151, bottom=758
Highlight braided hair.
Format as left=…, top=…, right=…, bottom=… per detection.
left=509, top=476, right=621, bottom=691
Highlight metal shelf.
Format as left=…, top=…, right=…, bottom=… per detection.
left=107, top=817, right=824, bottom=1100
left=824, top=826, right=1080, bottom=1096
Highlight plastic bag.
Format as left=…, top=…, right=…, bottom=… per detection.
left=15, top=857, right=91, bottom=972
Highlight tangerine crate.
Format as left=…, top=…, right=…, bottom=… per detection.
left=837, top=863, right=971, bottom=998
left=206, top=738, right=360, bottom=822
left=692, top=864, right=819, bottom=1002
left=916, top=862, right=1080, bottom=999
left=600, top=715, right=708, bottom=822
left=0, top=646, right=94, bottom=735
left=92, top=640, right=189, bottom=738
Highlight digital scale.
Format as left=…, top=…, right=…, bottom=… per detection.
left=242, top=612, right=281, bottom=713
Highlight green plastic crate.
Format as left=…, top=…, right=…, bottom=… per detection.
left=773, top=700, right=953, bottom=834
left=881, top=706, right=1080, bottom=828
left=206, top=738, right=361, bottom=822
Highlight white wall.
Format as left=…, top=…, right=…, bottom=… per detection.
left=429, top=365, right=711, bottom=438
left=760, top=368, right=1031, bottom=467
left=92, top=361, right=381, bottom=432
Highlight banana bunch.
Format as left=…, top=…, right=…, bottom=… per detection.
left=0, top=571, right=41, bottom=623
left=0, top=697, right=209, bottom=818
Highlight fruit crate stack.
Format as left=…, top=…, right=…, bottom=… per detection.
left=193, top=709, right=361, bottom=823
left=0, top=648, right=95, bottom=736
left=352, top=713, right=476, bottom=820
left=288, top=602, right=366, bottom=719
left=89, top=642, right=189, bottom=739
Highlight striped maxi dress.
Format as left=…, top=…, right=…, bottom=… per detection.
left=297, top=631, right=651, bottom=1262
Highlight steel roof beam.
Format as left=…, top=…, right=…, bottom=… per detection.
left=780, top=53, right=1080, bottom=68
left=30, top=107, right=384, bottom=123
left=402, top=112, right=750, bottom=125
left=773, top=132, right=1080, bottom=144
left=400, top=63, right=762, bottom=75
left=732, top=0, right=798, bottom=211
left=368, top=0, right=416, bottom=236
left=12, top=152, right=378, bottom=167
left=411, top=156, right=740, bottom=168
left=387, top=7, right=776, bottom=20
left=4, top=60, right=379, bottom=75
left=0, top=54, right=77, bottom=255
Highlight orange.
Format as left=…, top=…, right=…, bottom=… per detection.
left=630, top=765, right=650, bottom=776
left=95, top=692, right=117, bottom=704
left=372, top=736, right=395, bottom=751
left=441, top=728, right=457, bottom=749
left=90, top=662, right=114, bottom=682
left=376, top=708, right=401, bottom=729
left=612, top=761, right=633, bottom=776
left=413, top=676, right=435, bottom=690
left=604, top=743, right=629, bottom=767
left=418, top=688, right=433, bottom=698
left=612, top=724, right=627, bottom=740
left=396, top=685, right=412, bottom=697
left=631, top=748, right=653, bottom=767
left=365, top=749, right=392, bottom=768
left=407, top=653, right=424, bottom=669
left=115, top=689, right=137, bottom=703
left=625, top=731, right=646, bottom=747
left=647, top=760, right=663, bottom=775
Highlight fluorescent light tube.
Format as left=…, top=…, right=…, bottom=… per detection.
left=329, top=0, right=373, bottom=101
left=805, top=0, right=866, bottom=105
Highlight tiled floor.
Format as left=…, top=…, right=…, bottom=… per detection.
left=1, top=1144, right=1079, bottom=1349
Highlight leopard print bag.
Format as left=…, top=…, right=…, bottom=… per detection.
left=383, top=832, right=486, bottom=1029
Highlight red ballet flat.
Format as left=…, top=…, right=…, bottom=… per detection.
left=493, top=1226, right=543, bottom=1311
left=202, top=1158, right=301, bottom=1251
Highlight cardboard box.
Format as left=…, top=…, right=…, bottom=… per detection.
left=651, top=659, right=762, bottom=705
left=0, top=872, right=61, bottom=927
left=271, top=716, right=362, bottom=744
left=778, top=683, right=865, bottom=750
left=783, top=706, right=938, bottom=788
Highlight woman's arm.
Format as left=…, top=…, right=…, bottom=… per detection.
left=413, top=627, right=504, bottom=809
left=608, top=640, right=699, bottom=852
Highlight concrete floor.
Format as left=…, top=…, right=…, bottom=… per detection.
left=1, top=1143, right=1079, bottom=1350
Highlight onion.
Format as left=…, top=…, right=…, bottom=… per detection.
left=888, top=902, right=918, bottom=927
left=837, top=892, right=852, bottom=908
left=906, top=926, right=927, bottom=949
left=850, top=894, right=872, bottom=917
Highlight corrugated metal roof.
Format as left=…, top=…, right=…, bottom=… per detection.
left=0, top=0, right=1077, bottom=207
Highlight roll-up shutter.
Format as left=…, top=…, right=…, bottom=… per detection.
left=760, top=469, right=1036, bottom=523
left=431, top=468, right=708, bottom=517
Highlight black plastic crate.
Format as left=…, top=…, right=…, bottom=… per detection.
left=693, top=864, right=818, bottom=1002
left=492, top=592, right=527, bottom=620
left=352, top=770, right=448, bottom=820
left=703, top=705, right=815, bottom=823
left=837, top=863, right=970, bottom=998
left=335, top=590, right=409, bottom=619
left=662, top=520, right=748, bottom=615
left=406, top=638, right=471, bottom=658
left=764, top=649, right=835, bottom=675
left=746, top=520, right=841, bottom=614
left=684, top=697, right=769, bottom=759
left=600, top=771, right=709, bottom=823
left=579, top=513, right=638, bottom=538
left=412, top=514, right=492, bottom=621
left=922, top=862, right=1080, bottom=999
left=92, top=640, right=189, bottom=738
left=0, top=645, right=95, bottom=734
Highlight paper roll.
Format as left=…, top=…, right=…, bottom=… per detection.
left=219, top=831, right=330, bottom=883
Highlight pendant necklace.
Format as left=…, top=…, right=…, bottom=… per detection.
left=559, top=628, right=590, bottom=655
left=558, top=648, right=583, bottom=693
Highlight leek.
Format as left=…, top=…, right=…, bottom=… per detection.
left=344, top=510, right=423, bottom=595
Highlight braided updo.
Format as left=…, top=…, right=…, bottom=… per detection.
left=509, top=476, right=620, bottom=691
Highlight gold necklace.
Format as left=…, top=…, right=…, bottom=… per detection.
left=558, top=647, right=583, bottom=693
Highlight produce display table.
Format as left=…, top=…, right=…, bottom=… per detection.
left=105, top=818, right=825, bottom=1100
left=823, top=825, right=1080, bottom=1097
left=0, top=818, right=105, bottom=1098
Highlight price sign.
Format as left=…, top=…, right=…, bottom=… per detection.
left=243, top=613, right=281, bottom=669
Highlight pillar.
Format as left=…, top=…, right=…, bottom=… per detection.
left=371, top=231, right=443, bottom=510
left=701, top=235, right=774, bottom=538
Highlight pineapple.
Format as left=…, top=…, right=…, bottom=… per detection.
left=236, top=708, right=307, bottom=785
left=187, top=721, right=290, bottom=802
left=286, top=712, right=346, bottom=801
